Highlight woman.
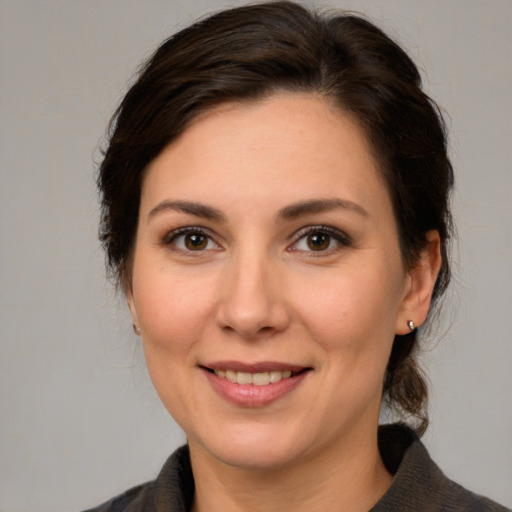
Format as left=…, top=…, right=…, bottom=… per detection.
left=86, top=2, right=508, bottom=511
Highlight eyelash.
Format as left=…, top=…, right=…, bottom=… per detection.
left=162, top=225, right=352, bottom=254
left=289, top=225, right=352, bottom=254
left=162, top=227, right=220, bottom=253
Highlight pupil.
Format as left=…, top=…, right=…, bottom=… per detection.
left=185, top=234, right=207, bottom=250
left=308, top=233, right=329, bottom=250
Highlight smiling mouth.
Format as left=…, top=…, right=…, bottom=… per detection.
left=204, top=368, right=309, bottom=386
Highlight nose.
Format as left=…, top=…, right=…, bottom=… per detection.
left=215, top=249, right=290, bottom=339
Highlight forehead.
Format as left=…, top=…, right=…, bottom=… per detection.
left=141, top=93, right=391, bottom=219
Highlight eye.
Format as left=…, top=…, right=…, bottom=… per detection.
left=290, top=226, right=351, bottom=253
left=165, top=227, right=220, bottom=252
left=302, top=232, right=331, bottom=251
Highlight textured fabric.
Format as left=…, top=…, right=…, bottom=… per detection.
left=370, top=426, right=509, bottom=511
left=82, top=424, right=509, bottom=512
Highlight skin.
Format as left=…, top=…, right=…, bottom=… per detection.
left=127, top=93, right=441, bottom=512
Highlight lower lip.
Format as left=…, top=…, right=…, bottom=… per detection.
left=202, top=368, right=310, bottom=407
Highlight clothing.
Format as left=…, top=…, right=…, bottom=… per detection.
left=83, top=424, right=509, bottom=512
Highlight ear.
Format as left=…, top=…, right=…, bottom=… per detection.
left=395, top=230, right=442, bottom=335
left=126, top=287, right=140, bottom=332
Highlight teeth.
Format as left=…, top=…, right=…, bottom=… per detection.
left=253, top=372, right=271, bottom=386
left=213, top=369, right=294, bottom=385
left=236, top=372, right=253, bottom=385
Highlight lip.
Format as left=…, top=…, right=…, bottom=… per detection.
left=200, top=361, right=312, bottom=407
left=203, top=360, right=307, bottom=373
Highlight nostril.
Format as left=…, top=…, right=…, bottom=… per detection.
left=215, top=274, right=291, bottom=338
left=220, top=323, right=284, bottom=339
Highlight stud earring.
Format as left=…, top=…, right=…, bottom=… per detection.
left=132, top=324, right=141, bottom=335
left=408, top=320, right=416, bottom=332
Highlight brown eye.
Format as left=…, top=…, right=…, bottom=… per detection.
left=167, top=228, right=221, bottom=253
left=184, top=233, right=208, bottom=250
left=306, top=233, right=330, bottom=251
left=290, top=226, right=351, bottom=254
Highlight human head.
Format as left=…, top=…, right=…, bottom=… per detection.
left=98, top=0, right=453, bottom=433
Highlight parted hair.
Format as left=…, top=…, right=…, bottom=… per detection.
left=98, top=1, right=454, bottom=434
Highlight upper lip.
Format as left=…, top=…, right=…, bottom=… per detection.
left=201, top=361, right=310, bottom=373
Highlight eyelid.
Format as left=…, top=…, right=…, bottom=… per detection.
left=288, top=225, right=352, bottom=252
left=162, top=226, right=223, bottom=251
left=161, top=224, right=351, bottom=254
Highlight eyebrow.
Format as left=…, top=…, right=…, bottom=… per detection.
left=147, top=197, right=368, bottom=224
left=147, top=200, right=226, bottom=223
left=277, top=198, right=368, bottom=221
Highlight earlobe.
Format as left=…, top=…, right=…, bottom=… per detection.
left=396, top=230, right=442, bottom=335
left=126, top=288, right=140, bottom=333
left=123, top=262, right=141, bottom=335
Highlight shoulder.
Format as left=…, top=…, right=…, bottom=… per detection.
left=374, top=424, right=510, bottom=512
left=80, top=445, right=194, bottom=512
left=462, top=496, right=512, bottom=512
left=81, top=481, right=155, bottom=512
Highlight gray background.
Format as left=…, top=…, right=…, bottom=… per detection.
left=1, top=1, right=511, bottom=510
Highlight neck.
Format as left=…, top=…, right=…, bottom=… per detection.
left=189, top=425, right=392, bottom=512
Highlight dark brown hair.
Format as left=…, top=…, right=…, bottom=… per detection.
left=98, top=1, right=453, bottom=434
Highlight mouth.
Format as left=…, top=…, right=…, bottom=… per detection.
left=200, top=361, right=312, bottom=406
left=203, top=367, right=308, bottom=386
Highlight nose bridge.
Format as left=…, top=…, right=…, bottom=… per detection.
left=217, top=242, right=288, bottom=338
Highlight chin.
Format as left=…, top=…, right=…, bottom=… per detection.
left=191, top=421, right=310, bottom=471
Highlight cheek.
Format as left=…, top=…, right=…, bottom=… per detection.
left=133, top=267, right=218, bottom=351
left=292, top=261, right=402, bottom=391
left=133, top=270, right=218, bottom=422
left=295, top=266, right=398, bottom=342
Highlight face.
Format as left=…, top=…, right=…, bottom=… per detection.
left=128, top=94, right=425, bottom=471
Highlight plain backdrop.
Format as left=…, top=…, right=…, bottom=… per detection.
left=1, top=1, right=511, bottom=511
